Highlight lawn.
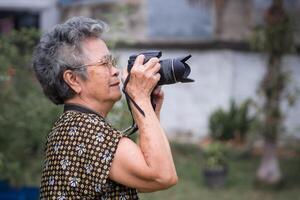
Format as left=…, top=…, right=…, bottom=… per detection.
left=139, top=143, right=300, bottom=200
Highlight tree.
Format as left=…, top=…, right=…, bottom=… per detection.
left=191, top=0, right=297, bottom=186
left=251, top=0, right=296, bottom=185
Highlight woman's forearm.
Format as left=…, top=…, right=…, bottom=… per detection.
left=131, top=98, right=177, bottom=184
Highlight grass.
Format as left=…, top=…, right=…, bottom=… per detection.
left=139, top=143, right=300, bottom=200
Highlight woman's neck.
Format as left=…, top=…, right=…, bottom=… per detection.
left=64, top=96, right=113, bottom=118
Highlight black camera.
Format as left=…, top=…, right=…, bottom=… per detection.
left=123, top=51, right=194, bottom=135
left=127, top=51, right=194, bottom=85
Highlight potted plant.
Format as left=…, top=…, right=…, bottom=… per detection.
left=202, top=141, right=228, bottom=188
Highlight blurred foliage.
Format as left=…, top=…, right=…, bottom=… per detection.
left=0, top=29, right=62, bottom=186
left=107, top=99, right=132, bottom=131
left=249, top=1, right=298, bottom=185
left=250, top=1, right=297, bottom=141
left=250, top=11, right=295, bottom=55
left=100, top=3, right=138, bottom=48
left=209, top=99, right=255, bottom=141
left=202, top=141, right=228, bottom=170
left=107, top=98, right=138, bottom=141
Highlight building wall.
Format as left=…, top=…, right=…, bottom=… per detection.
left=40, top=1, right=60, bottom=31
left=59, top=1, right=146, bottom=41
left=0, top=0, right=60, bottom=31
left=216, top=0, right=252, bottom=41
left=115, top=49, right=300, bottom=141
left=56, top=0, right=300, bottom=43
left=146, top=0, right=214, bottom=39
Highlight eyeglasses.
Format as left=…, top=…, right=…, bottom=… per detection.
left=72, top=54, right=117, bottom=70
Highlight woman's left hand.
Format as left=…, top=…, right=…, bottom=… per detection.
left=152, top=86, right=164, bottom=120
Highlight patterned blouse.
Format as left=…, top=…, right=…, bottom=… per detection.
left=40, top=104, right=139, bottom=199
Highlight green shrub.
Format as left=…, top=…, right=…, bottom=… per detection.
left=203, top=141, right=227, bottom=170
left=209, top=99, right=255, bottom=141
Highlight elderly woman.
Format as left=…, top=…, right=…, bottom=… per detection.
left=33, top=16, right=177, bottom=199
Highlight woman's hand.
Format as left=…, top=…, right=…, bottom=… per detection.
left=122, top=54, right=161, bottom=103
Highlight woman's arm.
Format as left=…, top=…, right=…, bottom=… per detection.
left=109, top=55, right=177, bottom=192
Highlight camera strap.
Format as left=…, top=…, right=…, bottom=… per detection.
left=121, top=74, right=145, bottom=136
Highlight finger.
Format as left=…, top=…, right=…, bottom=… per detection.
left=153, top=73, right=161, bottom=83
left=133, top=54, right=145, bottom=68
left=146, top=62, right=161, bottom=76
left=144, top=57, right=159, bottom=70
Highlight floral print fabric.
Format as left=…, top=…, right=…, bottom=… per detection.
left=40, top=111, right=138, bottom=199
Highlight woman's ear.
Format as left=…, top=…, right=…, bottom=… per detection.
left=63, top=70, right=82, bottom=94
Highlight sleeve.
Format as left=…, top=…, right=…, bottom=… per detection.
left=88, top=115, right=124, bottom=187
left=59, top=113, right=124, bottom=196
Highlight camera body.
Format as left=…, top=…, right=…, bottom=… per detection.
left=127, top=50, right=194, bottom=86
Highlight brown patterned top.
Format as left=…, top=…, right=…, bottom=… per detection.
left=40, top=105, right=138, bottom=199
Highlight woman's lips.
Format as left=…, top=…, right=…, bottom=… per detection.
left=110, top=81, right=120, bottom=87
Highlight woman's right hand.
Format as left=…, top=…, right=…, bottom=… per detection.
left=122, top=54, right=161, bottom=102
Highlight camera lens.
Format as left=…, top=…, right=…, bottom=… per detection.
left=158, top=55, right=194, bottom=85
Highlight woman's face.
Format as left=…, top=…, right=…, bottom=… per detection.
left=79, top=38, right=122, bottom=106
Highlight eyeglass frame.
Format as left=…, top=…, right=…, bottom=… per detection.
left=71, top=54, right=117, bottom=70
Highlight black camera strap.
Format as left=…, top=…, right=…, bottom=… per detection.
left=121, top=74, right=145, bottom=136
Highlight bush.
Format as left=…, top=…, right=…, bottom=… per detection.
left=202, top=141, right=227, bottom=170
left=209, top=99, right=255, bottom=142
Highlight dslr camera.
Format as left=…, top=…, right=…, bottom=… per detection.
left=122, top=51, right=194, bottom=135
left=127, top=51, right=194, bottom=85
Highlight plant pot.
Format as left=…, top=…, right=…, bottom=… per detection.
left=203, top=166, right=228, bottom=188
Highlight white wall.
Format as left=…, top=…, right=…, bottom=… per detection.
left=115, top=49, right=300, bottom=141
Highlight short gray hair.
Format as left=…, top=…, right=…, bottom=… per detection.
left=32, top=16, right=107, bottom=104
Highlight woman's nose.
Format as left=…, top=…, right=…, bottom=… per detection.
left=111, top=65, right=120, bottom=77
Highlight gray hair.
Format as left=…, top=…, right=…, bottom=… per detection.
left=32, top=16, right=108, bottom=104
